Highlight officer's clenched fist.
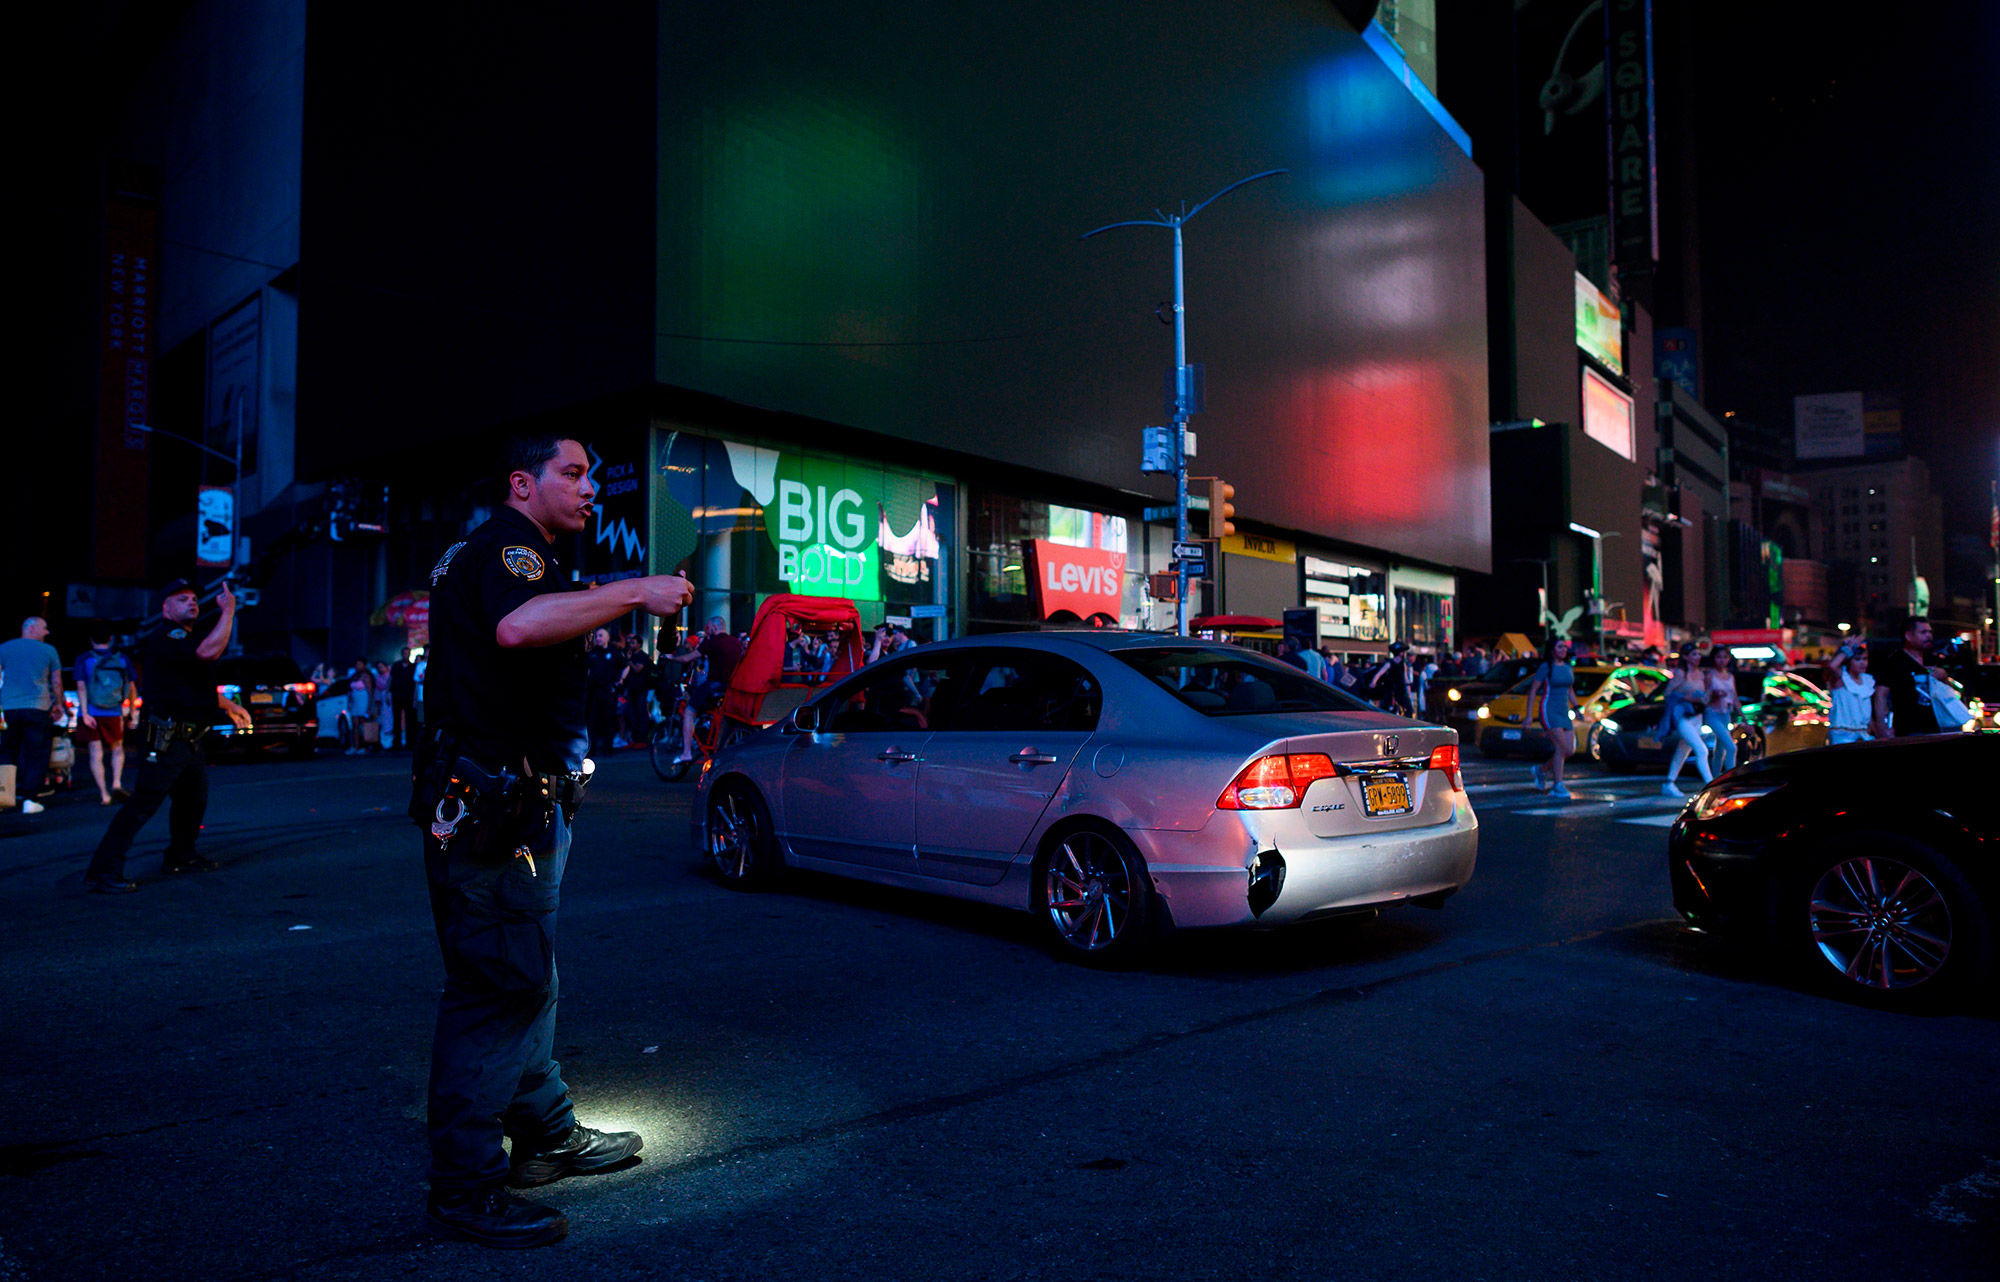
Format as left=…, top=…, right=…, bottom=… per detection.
left=635, top=574, right=696, bottom=617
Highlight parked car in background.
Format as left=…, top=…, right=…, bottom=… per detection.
left=1472, top=663, right=1666, bottom=758
left=1729, top=668, right=1831, bottom=761
left=1583, top=686, right=1719, bottom=770
left=206, top=652, right=319, bottom=759
left=693, top=632, right=1478, bottom=965
left=1669, top=733, right=1997, bottom=1011
left=1431, top=655, right=1539, bottom=739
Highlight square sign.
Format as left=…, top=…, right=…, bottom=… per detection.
left=196, top=485, right=235, bottom=567
left=1172, top=541, right=1205, bottom=561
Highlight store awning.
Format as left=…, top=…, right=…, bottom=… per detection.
left=1190, top=615, right=1279, bottom=631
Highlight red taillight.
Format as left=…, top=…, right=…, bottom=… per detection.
left=1427, top=743, right=1462, bottom=791
left=1217, top=753, right=1338, bottom=810
left=287, top=681, right=317, bottom=698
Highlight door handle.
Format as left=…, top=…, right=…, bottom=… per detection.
left=877, top=749, right=919, bottom=762
left=1009, top=750, right=1059, bottom=765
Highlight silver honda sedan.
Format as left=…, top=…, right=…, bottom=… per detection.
left=690, top=631, right=1477, bottom=963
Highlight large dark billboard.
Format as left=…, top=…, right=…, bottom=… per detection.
left=653, top=0, right=1489, bottom=571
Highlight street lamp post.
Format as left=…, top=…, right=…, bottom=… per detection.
left=133, top=401, right=244, bottom=568
left=1083, top=168, right=1286, bottom=635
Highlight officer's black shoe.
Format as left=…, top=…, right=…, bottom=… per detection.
left=426, top=1186, right=568, bottom=1249
left=86, top=875, right=138, bottom=894
left=507, top=1124, right=644, bottom=1188
left=163, top=854, right=221, bottom=873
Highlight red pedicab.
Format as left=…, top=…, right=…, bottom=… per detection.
left=655, top=594, right=866, bottom=781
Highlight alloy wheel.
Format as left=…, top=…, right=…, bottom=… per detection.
left=1043, top=831, right=1133, bottom=952
left=1808, top=855, right=1953, bottom=990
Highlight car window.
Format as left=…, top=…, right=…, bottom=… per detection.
left=823, top=654, right=969, bottom=734
left=1115, top=646, right=1375, bottom=717
left=952, top=652, right=1102, bottom=733
left=1573, top=669, right=1611, bottom=697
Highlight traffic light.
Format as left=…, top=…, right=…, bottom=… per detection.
left=1208, top=478, right=1236, bottom=540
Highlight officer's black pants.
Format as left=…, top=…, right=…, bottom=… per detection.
left=87, top=737, right=208, bottom=877
left=424, top=811, right=575, bottom=1191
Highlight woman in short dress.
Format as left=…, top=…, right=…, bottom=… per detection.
left=1524, top=636, right=1578, bottom=800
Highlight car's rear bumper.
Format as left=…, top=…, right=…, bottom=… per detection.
left=208, top=723, right=316, bottom=746
left=1132, top=797, right=1479, bottom=929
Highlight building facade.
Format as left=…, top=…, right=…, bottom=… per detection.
left=36, top=0, right=1499, bottom=666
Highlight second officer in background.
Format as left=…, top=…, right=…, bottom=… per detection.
left=416, top=432, right=694, bottom=1248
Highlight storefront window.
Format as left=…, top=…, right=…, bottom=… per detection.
left=1395, top=587, right=1450, bottom=647
left=650, top=428, right=955, bottom=638
left=970, top=493, right=1155, bottom=630
left=1304, top=556, right=1388, bottom=641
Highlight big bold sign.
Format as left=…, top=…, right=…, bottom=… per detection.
left=766, top=454, right=880, bottom=600
left=1026, top=539, right=1125, bottom=621
left=1604, top=0, right=1657, bottom=273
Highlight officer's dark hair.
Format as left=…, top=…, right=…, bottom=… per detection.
left=500, top=431, right=575, bottom=481
left=1902, top=614, right=1931, bottom=636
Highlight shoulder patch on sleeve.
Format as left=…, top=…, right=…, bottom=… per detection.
left=501, top=546, right=546, bottom=581
left=168, top=628, right=189, bottom=640
left=430, top=540, right=467, bottom=586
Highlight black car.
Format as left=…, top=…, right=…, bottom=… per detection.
left=1669, top=734, right=1997, bottom=1011
left=206, top=652, right=319, bottom=758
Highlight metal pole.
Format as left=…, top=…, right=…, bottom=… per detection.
left=1077, top=168, right=1287, bottom=640
left=1173, top=218, right=1189, bottom=636
left=233, top=396, right=244, bottom=571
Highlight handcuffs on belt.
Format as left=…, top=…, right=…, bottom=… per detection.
left=424, top=741, right=594, bottom=877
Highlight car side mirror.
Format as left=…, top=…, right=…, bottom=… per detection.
left=787, top=703, right=821, bottom=734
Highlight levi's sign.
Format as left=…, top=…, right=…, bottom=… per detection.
left=1026, top=539, right=1125, bottom=621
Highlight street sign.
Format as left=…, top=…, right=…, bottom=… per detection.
left=1175, top=560, right=1207, bottom=577
left=1141, top=425, right=1173, bottom=474
left=1142, top=505, right=1175, bottom=523
left=196, top=485, right=235, bottom=567
left=1173, top=541, right=1205, bottom=561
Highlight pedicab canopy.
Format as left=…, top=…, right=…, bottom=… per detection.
left=721, top=593, right=867, bottom=726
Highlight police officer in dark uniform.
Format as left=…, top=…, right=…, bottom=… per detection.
left=85, top=578, right=250, bottom=893
left=415, top=432, right=693, bottom=1248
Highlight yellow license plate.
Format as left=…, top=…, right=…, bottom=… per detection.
left=1362, top=775, right=1413, bottom=816
left=249, top=692, right=276, bottom=704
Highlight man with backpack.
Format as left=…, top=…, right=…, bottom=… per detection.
left=75, top=632, right=138, bottom=805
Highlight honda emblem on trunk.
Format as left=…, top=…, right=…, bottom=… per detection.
left=1378, top=734, right=1398, bottom=757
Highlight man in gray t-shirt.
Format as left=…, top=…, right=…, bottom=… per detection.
left=0, top=616, right=65, bottom=814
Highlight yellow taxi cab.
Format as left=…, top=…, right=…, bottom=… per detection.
left=1472, top=663, right=1668, bottom=758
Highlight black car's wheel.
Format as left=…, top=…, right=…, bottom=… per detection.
left=1033, top=824, right=1154, bottom=967
left=1733, top=723, right=1767, bottom=763
left=707, top=781, right=780, bottom=890
left=1784, top=832, right=1992, bottom=1011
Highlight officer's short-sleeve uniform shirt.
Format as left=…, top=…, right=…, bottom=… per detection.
left=143, top=626, right=215, bottom=721
left=427, top=507, right=588, bottom=773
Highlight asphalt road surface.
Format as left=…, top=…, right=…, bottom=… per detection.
left=2, top=745, right=1994, bottom=1280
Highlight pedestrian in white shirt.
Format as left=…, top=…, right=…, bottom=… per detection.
left=1825, top=640, right=1886, bottom=744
